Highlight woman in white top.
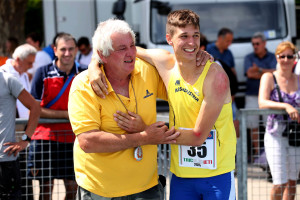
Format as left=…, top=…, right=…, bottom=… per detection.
left=259, top=41, right=300, bottom=200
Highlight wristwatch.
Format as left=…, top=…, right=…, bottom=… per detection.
left=258, top=68, right=263, bottom=74
left=22, top=134, right=31, bottom=142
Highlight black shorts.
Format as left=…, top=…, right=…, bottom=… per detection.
left=0, top=160, right=22, bottom=200
left=27, top=140, right=75, bottom=181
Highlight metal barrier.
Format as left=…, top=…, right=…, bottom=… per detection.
left=16, top=110, right=300, bottom=200
left=238, top=108, right=300, bottom=200
left=16, top=118, right=74, bottom=200
left=15, top=116, right=172, bottom=200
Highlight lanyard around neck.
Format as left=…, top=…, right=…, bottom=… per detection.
left=115, top=78, right=138, bottom=114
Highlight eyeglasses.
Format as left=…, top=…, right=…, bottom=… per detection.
left=277, top=55, right=295, bottom=60
left=252, top=42, right=260, bottom=46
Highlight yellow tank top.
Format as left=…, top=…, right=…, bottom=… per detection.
left=168, top=61, right=236, bottom=177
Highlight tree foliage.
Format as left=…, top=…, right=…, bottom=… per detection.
left=0, top=0, right=43, bottom=56
left=25, top=0, right=44, bottom=38
left=0, top=0, right=28, bottom=56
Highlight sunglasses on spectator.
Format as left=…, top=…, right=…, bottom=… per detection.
left=252, top=42, right=261, bottom=46
left=277, top=55, right=295, bottom=59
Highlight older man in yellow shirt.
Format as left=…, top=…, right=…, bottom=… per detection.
left=68, top=19, right=179, bottom=199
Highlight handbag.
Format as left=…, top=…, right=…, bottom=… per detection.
left=284, top=121, right=300, bottom=146
left=273, top=74, right=300, bottom=147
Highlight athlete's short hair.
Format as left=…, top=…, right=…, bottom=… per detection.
left=166, top=9, right=200, bottom=37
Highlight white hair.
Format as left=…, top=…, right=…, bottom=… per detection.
left=12, top=44, right=37, bottom=60
left=92, top=19, right=136, bottom=63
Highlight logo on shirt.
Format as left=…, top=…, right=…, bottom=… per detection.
left=175, top=87, right=199, bottom=102
left=144, top=90, right=153, bottom=99
left=174, top=79, right=199, bottom=101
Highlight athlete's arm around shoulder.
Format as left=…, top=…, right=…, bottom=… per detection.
left=177, top=62, right=231, bottom=146
left=136, top=46, right=175, bottom=86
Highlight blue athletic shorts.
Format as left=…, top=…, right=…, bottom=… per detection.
left=170, top=171, right=236, bottom=200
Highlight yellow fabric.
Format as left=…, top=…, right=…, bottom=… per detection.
left=68, top=58, right=167, bottom=197
left=168, top=61, right=236, bottom=177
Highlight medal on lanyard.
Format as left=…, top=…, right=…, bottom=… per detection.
left=134, top=146, right=143, bottom=161
left=115, top=78, right=142, bottom=161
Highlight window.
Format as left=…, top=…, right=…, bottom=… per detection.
left=150, top=0, right=287, bottom=44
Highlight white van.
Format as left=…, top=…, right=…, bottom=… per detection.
left=132, top=0, right=296, bottom=101
left=43, top=0, right=296, bottom=104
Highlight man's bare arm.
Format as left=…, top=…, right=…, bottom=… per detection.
left=4, top=90, right=40, bottom=156
left=40, top=107, right=69, bottom=119
left=18, top=90, right=41, bottom=137
left=175, top=63, right=231, bottom=146
left=77, top=121, right=180, bottom=153
left=136, top=47, right=175, bottom=86
left=137, top=47, right=213, bottom=69
left=247, top=63, right=275, bottom=79
left=136, top=47, right=175, bottom=69
left=88, top=56, right=108, bottom=98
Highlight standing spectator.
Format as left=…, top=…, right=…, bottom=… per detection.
left=0, top=70, right=40, bottom=199
left=1, top=44, right=37, bottom=200
left=244, top=32, right=277, bottom=158
left=259, top=41, right=299, bottom=200
left=28, top=33, right=87, bottom=200
left=1, top=44, right=37, bottom=118
left=26, top=32, right=52, bottom=81
left=207, top=27, right=236, bottom=75
left=76, top=36, right=93, bottom=66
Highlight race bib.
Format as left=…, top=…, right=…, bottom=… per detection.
left=178, top=128, right=217, bottom=169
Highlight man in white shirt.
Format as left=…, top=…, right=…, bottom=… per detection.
left=76, top=36, right=93, bottom=66
left=0, top=44, right=37, bottom=118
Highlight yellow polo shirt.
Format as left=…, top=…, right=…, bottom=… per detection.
left=68, top=58, right=167, bottom=197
